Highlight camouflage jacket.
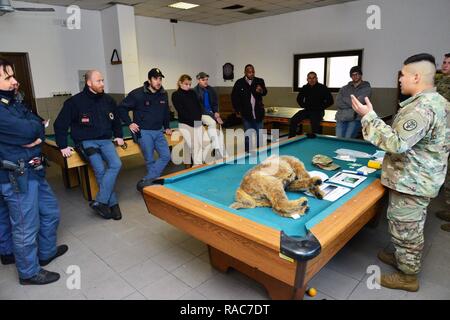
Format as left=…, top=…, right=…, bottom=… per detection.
left=435, top=73, right=450, bottom=102
left=361, top=88, right=448, bottom=198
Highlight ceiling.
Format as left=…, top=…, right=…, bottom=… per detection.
left=19, top=0, right=359, bottom=25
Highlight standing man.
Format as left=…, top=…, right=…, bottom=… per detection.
left=194, top=71, right=225, bottom=158
left=54, top=70, right=124, bottom=220
left=289, top=71, right=334, bottom=137
left=0, top=59, right=67, bottom=284
left=434, top=53, right=450, bottom=232
left=118, top=68, right=172, bottom=192
left=351, top=53, right=448, bottom=292
left=231, top=64, right=267, bottom=152
left=336, top=66, right=372, bottom=138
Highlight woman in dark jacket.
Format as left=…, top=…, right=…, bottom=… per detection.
left=171, top=74, right=204, bottom=165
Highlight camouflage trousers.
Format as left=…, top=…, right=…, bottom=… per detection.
left=387, top=189, right=430, bottom=275
left=444, top=157, right=450, bottom=205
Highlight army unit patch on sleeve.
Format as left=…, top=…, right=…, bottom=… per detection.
left=396, top=113, right=427, bottom=140
left=403, top=119, right=417, bottom=131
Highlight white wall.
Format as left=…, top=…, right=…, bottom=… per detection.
left=213, top=0, right=450, bottom=88
left=135, top=16, right=216, bottom=91
left=0, top=1, right=107, bottom=98
left=2, top=0, right=449, bottom=97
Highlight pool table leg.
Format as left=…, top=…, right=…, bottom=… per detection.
left=208, top=246, right=307, bottom=300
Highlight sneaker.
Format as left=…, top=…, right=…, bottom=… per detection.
left=90, top=201, right=112, bottom=219
left=0, top=254, right=15, bottom=265
left=19, top=269, right=60, bottom=285
left=39, top=245, right=69, bottom=266
left=110, top=204, right=122, bottom=221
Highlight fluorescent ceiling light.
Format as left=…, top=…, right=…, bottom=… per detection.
left=169, top=2, right=199, bottom=10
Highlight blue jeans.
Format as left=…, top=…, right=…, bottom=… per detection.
left=0, top=176, right=60, bottom=279
left=82, top=140, right=122, bottom=206
left=138, top=130, right=171, bottom=180
left=336, top=120, right=361, bottom=139
left=242, top=118, right=264, bottom=153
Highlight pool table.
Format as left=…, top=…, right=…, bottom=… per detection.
left=42, top=123, right=182, bottom=201
left=142, top=135, right=387, bottom=300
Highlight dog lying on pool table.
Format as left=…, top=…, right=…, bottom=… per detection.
left=230, top=155, right=324, bottom=218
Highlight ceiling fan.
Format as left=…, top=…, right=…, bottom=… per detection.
left=0, top=0, right=55, bottom=16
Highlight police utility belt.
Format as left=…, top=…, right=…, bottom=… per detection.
left=0, top=156, right=46, bottom=193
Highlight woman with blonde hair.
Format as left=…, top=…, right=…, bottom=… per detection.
left=172, top=74, right=204, bottom=165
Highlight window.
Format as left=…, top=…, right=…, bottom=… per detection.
left=293, top=50, right=363, bottom=92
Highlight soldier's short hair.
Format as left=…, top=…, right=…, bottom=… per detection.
left=404, top=53, right=436, bottom=66
left=445, top=53, right=450, bottom=59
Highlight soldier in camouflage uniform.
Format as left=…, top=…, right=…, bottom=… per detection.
left=434, top=53, right=450, bottom=232
left=351, top=53, right=448, bottom=292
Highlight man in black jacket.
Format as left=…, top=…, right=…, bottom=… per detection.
left=289, top=72, right=334, bottom=137
left=54, top=70, right=124, bottom=220
left=117, top=68, right=172, bottom=192
left=231, top=64, right=267, bottom=152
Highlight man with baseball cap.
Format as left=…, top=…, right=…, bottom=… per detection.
left=118, top=68, right=172, bottom=192
left=193, top=72, right=225, bottom=158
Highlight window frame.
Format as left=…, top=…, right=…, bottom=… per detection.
left=293, top=50, right=363, bottom=93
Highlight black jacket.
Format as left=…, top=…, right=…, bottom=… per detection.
left=297, top=83, right=333, bottom=113
left=171, top=89, right=203, bottom=127
left=54, top=86, right=122, bottom=149
left=117, top=82, right=170, bottom=131
left=0, top=90, right=45, bottom=183
left=193, top=84, right=219, bottom=115
left=231, top=76, right=267, bottom=121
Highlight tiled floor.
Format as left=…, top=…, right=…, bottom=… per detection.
left=0, top=151, right=449, bottom=300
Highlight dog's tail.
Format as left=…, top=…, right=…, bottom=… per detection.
left=230, top=188, right=255, bottom=209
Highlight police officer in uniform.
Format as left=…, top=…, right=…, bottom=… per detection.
left=433, top=53, right=450, bottom=231
left=118, top=68, right=172, bottom=192
left=351, top=53, right=448, bottom=292
left=0, top=59, right=67, bottom=284
left=54, top=70, right=124, bottom=220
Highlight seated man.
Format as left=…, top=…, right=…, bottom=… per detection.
left=289, top=72, right=333, bottom=137
left=194, top=72, right=226, bottom=158
left=118, top=68, right=172, bottom=192
left=54, top=70, right=124, bottom=220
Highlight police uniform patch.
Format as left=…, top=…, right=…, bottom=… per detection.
left=109, top=112, right=114, bottom=120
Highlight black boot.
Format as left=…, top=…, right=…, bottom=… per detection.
left=136, top=178, right=154, bottom=192
left=90, top=201, right=112, bottom=219
left=39, top=244, right=69, bottom=266
left=19, top=269, right=60, bottom=285
left=110, top=204, right=122, bottom=221
left=0, top=253, right=15, bottom=265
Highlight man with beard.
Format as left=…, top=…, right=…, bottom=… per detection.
left=54, top=70, right=124, bottom=220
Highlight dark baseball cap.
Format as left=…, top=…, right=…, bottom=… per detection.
left=196, top=72, right=209, bottom=79
left=148, top=68, right=164, bottom=79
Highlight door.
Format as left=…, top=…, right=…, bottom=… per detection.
left=0, top=52, right=37, bottom=113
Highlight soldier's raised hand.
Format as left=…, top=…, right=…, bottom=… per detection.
left=351, top=95, right=373, bottom=117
